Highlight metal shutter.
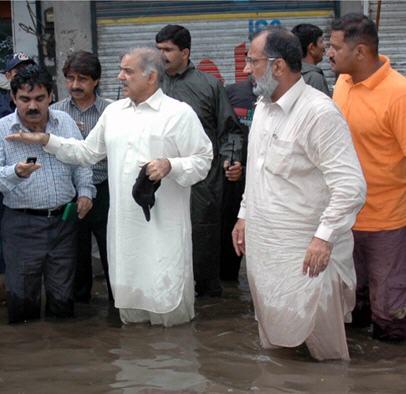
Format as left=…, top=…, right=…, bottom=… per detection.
left=94, top=1, right=337, bottom=98
left=369, top=0, right=406, bottom=75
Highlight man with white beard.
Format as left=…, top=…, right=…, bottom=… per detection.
left=232, top=27, right=366, bottom=360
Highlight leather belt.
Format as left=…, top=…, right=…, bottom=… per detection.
left=12, top=205, right=66, bottom=217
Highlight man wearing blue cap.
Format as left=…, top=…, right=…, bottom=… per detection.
left=0, top=52, right=36, bottom=118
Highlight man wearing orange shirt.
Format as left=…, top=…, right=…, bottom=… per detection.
left=329, top=13, right=406, bottom=341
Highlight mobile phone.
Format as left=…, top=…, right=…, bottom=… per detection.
left=26, top=157, right=37, bottom=164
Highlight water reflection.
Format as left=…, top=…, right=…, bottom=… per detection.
left=0, top=274, right=405, bottom=393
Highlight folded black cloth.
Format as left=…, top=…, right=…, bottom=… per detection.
left=132, top=163, right=161, bottom=221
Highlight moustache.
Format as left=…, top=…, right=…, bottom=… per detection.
left=26, top=109, right=40, bottom=115
left=70, top=88, right=84, bottom=93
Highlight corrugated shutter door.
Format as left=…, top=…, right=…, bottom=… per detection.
left=369, top=0, right=406, bottom=75
left=95, top=1, right=337, bottom=99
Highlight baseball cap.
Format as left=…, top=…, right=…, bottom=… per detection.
left=132, top=163, right=161, bottom=222
left=4, top=52, right=35, bottom=73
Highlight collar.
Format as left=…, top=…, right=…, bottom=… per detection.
left=167, top=61, right=195, bottom=79
left=10, top=108, right=58, bottom=132
left=260, top=77, right=305, bottom=115
left=341, top=55, right=391, bottom=89
left=301, top=62, right=322, bottom=74
left=121, top=88, right=164, bottom=111
left=68, top=94, right=104, bottom=113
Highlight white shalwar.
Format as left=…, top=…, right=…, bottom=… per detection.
left=239, top=79, right=366, bottom=360
left=45, top=89, right=213, bottom=326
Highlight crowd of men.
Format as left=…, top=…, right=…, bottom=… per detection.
left=0, top=12, right=405, bottom=361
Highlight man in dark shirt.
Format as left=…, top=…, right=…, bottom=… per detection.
left=156, top=25, right=244, bottom=297
left=221, top=77, right=256, bottom=281
left=0, top=52, right=36, bottom=118
left=292, top=24, right=330, bottom=96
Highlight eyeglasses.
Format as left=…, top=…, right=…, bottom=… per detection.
left=245, top=56, right=278, bottom=66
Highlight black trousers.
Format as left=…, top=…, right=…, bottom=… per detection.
left=2, top=207, right=77, bottom=324
left=191, top=163, right=223, bottom=297
left=220, top=179, right=244, bottom=281
left=74, top=180, right=112, bottom=302
left=0, top=194, right=5, bottom=274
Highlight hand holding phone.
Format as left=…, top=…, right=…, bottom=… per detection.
left=15, top=157, right=40, bottom=178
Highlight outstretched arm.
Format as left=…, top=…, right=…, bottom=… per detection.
left=6, top=112, right=108, bottom=167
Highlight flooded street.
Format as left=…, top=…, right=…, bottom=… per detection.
left=0, top=270, right=405, bottom=394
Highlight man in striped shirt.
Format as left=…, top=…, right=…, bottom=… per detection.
left=51, top=51, right=113, bottom=303
left=0, top=65, right=95, bottom=323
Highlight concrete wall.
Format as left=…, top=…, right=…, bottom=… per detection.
left=11, top=1, right=39, bottom=60
left=52, top=0, right=93, bottom=99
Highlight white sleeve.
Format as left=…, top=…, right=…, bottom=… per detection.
left=306, top=110, right=366, bottom=243
left=44, top=111, right=107, bottom=166
left=167, top=105, right=213, bottom=187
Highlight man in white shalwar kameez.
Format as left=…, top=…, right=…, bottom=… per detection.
left=6, top=48, right=213, bottom=327
left=232, top=28, right=366, bottom=360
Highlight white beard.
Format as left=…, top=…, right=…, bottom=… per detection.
left=253, top=67, right=278, bottom=98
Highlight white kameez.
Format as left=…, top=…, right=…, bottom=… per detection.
left=45, top=89, right=213, bottom=326
left=239, top=79, right=366, bottom=359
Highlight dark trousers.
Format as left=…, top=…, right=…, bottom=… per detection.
left=0, top=194, right=5, bottom=274
left=2, top=207, right=77, bottom=324
left=75, top=180, right=112, bottom=302
left=191, top=166, right=223, bottom=297
left=220, top=179, right=244, bottom=281
left=353, top=228, right=406, bottom=339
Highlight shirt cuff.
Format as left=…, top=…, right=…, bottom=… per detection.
left=5, top=164, right=26, bottom=187
left=76, top=187, right=95, bottom=200
left=167, top=157, right=185, bottom=180
left=314, top=223, right=336, bottom=243
left=238, top=205, right=246, bottom=219
left=43, top=134, right=63, bottom=155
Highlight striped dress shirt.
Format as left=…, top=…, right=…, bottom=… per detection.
left=51, top=96, right=111, bottom=184
left=0, top=109, right=95, bottom=209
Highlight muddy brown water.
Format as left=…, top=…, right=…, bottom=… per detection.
left=0, top=271, right=405, bottom=394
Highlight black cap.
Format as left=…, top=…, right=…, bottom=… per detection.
left=132, top=163, right=161, bottom=222
left=4, top=52, right=35, bottom=73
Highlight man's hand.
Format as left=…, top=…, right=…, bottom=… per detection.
left=224, top=160, right=242, bottom=182
left=77, top=197, right=93, bottom=219
left=232, top=218, right=246, bottom=256
left=15, top=162, right=41, bottom=178
left=146, top=159, right=171, bottom=181
left=6, top=131, right=50, bottom=145
left=302, top=237, right=332, bottom=278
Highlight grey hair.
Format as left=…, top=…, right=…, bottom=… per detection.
left=127, top=47, right=165, bottom=85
